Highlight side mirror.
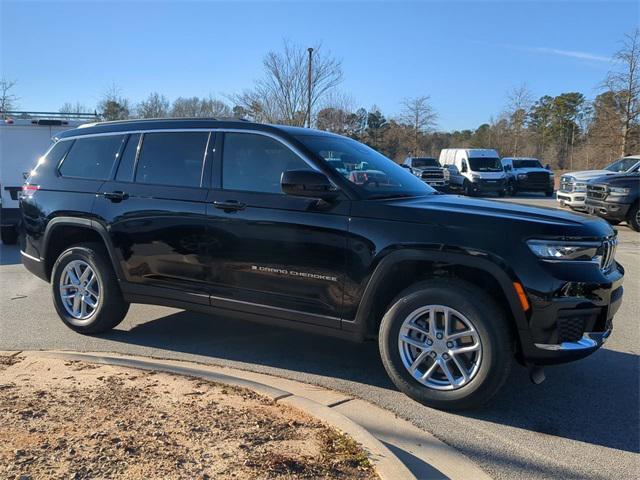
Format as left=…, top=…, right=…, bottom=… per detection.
left=505, top=165, right=512, bottom=171
left=281, top=170, right=340, bottom=201
left=461, top=164, right=468, bottom=173
left=545, top=164, right=551, bottom=170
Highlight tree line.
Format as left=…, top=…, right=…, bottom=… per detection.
left=1, top=30, right=638, bottom=170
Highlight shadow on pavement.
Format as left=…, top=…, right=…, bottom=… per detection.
left=104, top=309, right=639, bottom=454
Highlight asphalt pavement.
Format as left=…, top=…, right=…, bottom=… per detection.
left=1, top=195, right=638, bottom=480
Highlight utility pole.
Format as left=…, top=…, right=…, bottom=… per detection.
left=307, top=47, right=313, bottom=128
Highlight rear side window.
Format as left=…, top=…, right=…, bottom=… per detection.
left=115, top=134, right=141, bottom=182
left=135, top=132, right=209, bottom=187
left=59, top=135, right=125, bottom=180
left=222, top=133, right=310, bottom=194
left=44, top=140, right=73, bottom=166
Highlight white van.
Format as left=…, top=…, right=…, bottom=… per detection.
left=439, top=148, right=506, bottom=196
left=0, top=112, right=96, bottom=244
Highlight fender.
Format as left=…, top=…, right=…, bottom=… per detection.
left=345, top=247, right=529, bottom=335
left=42, top=216, right=124, bottom=281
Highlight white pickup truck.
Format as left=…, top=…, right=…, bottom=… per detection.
left=0, top=112, right=96, bottom=244
left=557, top=155, right=640, bottom=210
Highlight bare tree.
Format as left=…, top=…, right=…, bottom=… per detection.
left=231, top=40, right=342, bottom=126
left=0, top=78, right=19, bottom=116
left=504, top=84, right=533, bottom=156
left=602, top=28, right=640, bottom=156
left=97, top=84, right=130, bottom=121
left=137, top=92, right=170, bottom=118
left=170, top=95, right=231, bottom=118
left=59, top=102, right=90, bottom=115
left=398, top=96, right=437, bottom=156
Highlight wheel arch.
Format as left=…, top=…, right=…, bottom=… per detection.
left=42, top=217, right=122, bottom=281
left=350, top=249, right=529, bottom=340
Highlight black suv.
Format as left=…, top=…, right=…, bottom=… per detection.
left=586, top=172, right=640, bottom=231
left=19, top=119, right=624, bottom=409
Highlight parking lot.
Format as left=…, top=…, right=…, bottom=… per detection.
left=1, top=195, right=638, bottom=480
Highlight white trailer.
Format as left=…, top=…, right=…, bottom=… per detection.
left=0, top=112, right=97, bottom=244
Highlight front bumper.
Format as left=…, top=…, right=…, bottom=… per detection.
left=515, top=178, right=553, bottom=192
left=424, top=180, right=449, bottom=190
left=519, top=262, right=624, bottom=365
left=470, top=178, right=505, bottom=193
left=557, top=191, right=587, bottom=208
left=585, top=198, right=632, bottom=221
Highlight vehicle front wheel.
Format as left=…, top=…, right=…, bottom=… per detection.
left=378, top=279, right=513, bottom=410
left=628, top=203, right=640, bottom=232
left=464, top=181, right=476, bottom=197
left=545, top=189, right=554, bottom=197
left=51, top=242, right=129, bottom=334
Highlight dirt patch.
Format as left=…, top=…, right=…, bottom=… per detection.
left=0, top=355, right=377, bottom=480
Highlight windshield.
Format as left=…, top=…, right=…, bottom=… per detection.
left=605, top=157, right=640, bottom=172
left=468, top=157, right=503, bottom=172
left=296, top=135, right=435, bottom=198
left=512, top=159, right=543, bottom=169
left=411, top=158, right=439, bottom=168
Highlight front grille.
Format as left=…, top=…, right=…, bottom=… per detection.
left=421, top=170, right=444, bottom=180
left=526, top=172, right=549, bottom=183
left=558, top=316, right=585, bottom=343
left=587, top=184, right=608, bottom=200
left=599, top=237, right=618, bottom=272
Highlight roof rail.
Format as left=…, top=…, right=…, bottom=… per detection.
left=1, top=110, right=99, bottom=121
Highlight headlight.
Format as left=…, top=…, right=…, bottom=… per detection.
left=574, top=182, right=587, bottom=192
left=517, top=174, right=527, bottom=180
left=608, top=187, right=630, bottom=196
left=471, top=173, right=481, bottom=180
left=526, top=240, right=599, bottom=261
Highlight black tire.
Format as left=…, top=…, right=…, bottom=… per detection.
left=464, top=181, right=475, bottom=197
left=1, top=226, right=18, bottom=245
left=51, top=242, right=129, bottom=334
left=627, top=203, right=640, bottom=232
left=379, top=279, right=513, bottom=410
left=498, top=189, right=506, bottom=198
left=506, top=182, right=517, bottom=196
left=606, top=219, right=621, bottom=226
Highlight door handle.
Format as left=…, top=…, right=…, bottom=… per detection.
left=213, top=200, right=246, bottom=212
left=103, top=191, right=129, bottom=202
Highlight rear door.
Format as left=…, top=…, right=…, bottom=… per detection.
left=93, top=130, right=214, bottom=304
left=203, top=131, right=349, bottom=327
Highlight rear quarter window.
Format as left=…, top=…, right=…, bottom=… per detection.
left=59, top=135, right=125, bottom=180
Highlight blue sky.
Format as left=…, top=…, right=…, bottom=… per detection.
left=1, top=0, right=637, bottom=130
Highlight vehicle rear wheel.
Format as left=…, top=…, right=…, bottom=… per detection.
left=51, top=242, right=129, bottom=334
left=627, top=203, right=640, bottom=232
left=1, top=226, right=18, bottom=245
left=378, top=279, right=513, bottom=410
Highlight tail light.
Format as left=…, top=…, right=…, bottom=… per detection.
left=22, top=184, right=40, bottom=197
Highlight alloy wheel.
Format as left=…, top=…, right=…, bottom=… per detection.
left=398, top=305, right=482, bottom=390
left=59, top=260, right=101, bottom=323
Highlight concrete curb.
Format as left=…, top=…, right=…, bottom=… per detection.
left=6, top=350, right=492, bottom=480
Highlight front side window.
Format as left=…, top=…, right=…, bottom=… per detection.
left=296, top=135, right=433, bottom=199
left=468, top=157, right=503, bottom=172
left=222, top=132, right=311, bottom=194
left=135, top=132, right=209, bottom=187
left=59, top=135, right=125, bottom=179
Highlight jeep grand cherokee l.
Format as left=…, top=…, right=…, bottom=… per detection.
left=19, top=119, right=624, bottom=410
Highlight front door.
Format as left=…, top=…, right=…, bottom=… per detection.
left=203, top=131, right=349, bottom=327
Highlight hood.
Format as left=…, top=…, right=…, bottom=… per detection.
left=590, top=172, right=640, bottom=189
left=563, top=169, right=617, bottom=181
left=357, top=193, right=613, bottom=240
left=512, top=167, right=550, bottom=174
left=413, top=166, right=444, bottom=172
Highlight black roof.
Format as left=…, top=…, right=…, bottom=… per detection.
left=56, top=118, right=340, bottom=140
